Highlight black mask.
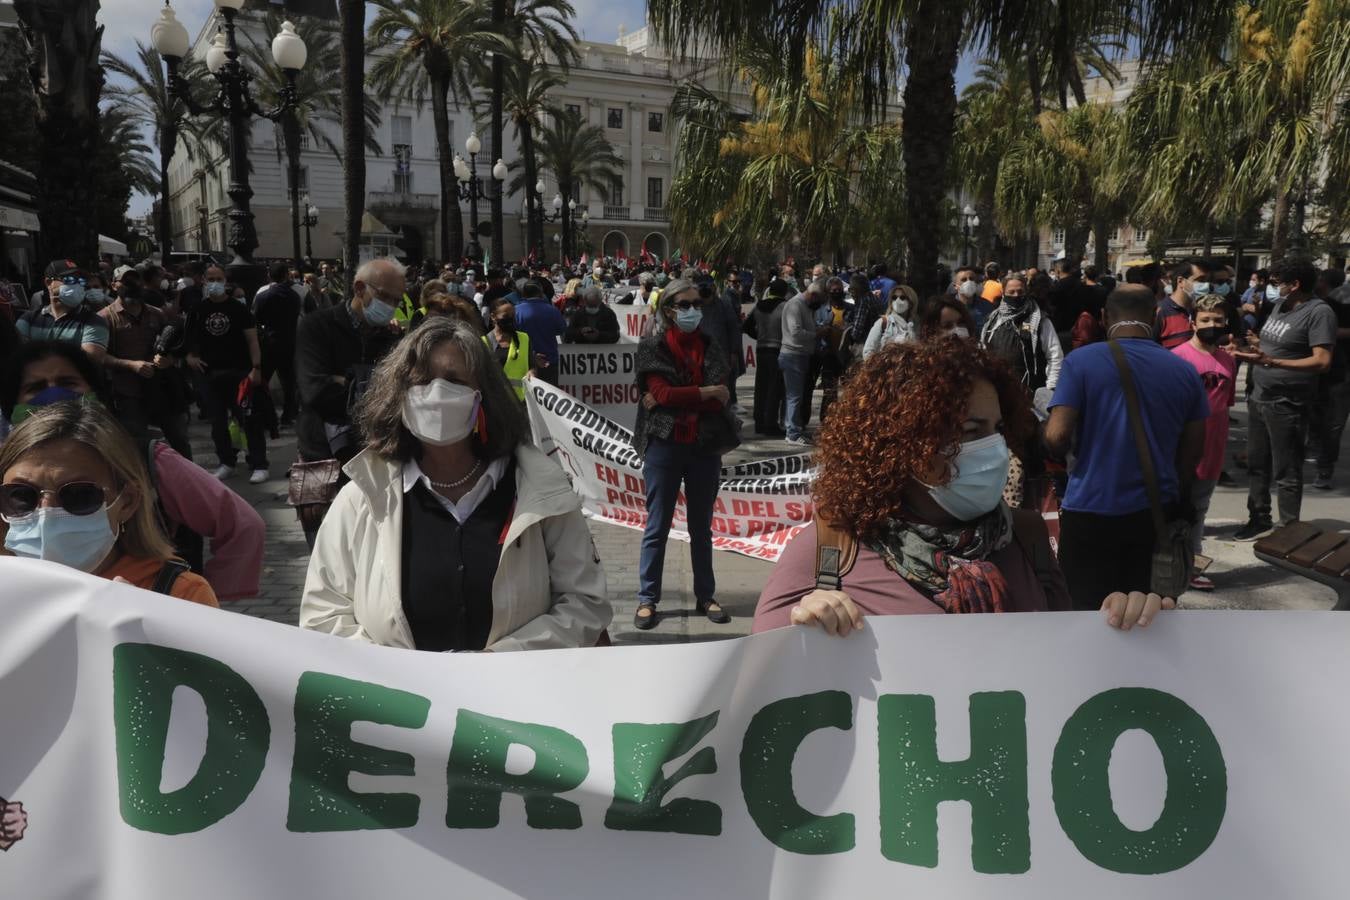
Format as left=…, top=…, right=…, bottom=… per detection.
left=495, top=317, right=515, bottom=332
left=1195, top=325, right=1228, bottom=344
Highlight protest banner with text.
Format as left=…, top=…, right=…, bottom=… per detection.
left=1, top=559, right=1346, bottom=898
left=526, top=378, right=812, bottom=562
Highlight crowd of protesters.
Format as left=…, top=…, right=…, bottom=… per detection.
left=0, top=246, right=1346, bottom=643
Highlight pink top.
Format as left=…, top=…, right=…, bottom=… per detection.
left=1171, top=342, right=1237, bottom=481
left=154, top=443, right=266, bottom=601
left=753, top=515, right=1070, bottom=633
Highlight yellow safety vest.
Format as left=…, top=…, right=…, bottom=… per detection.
left=484, top=330, right=531, bottom=401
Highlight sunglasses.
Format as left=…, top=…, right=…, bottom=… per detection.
left=0, top=481, right=112, bottom=519
left=60, top=275, right=87, bottom=286
left=672, top=299, right=703, bottom=310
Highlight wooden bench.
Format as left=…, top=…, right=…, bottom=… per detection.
left=1254, top=522, right=1350, bottom=610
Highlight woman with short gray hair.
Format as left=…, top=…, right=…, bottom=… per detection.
left=300, top=317, right=611, bottom=651
left=631, top=277, right=736, bottom=630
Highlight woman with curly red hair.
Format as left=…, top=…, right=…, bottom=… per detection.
left=753, top=339, right=1174, bottom=634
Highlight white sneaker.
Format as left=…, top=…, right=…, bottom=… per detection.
left=248, top=469, right=269, bottom=485
left=212, top=464, right=234, bottom=480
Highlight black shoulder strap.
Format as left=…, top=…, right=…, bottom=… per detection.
left=151, top=560, right=190, bottom=596
left=1107, top=340, right=1168, bottom=544
left=814, top=520, right=858, bottom=591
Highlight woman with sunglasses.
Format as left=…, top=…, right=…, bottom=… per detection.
left=0, top=401, right=218, bottom=605
left=632, top=277, right=737, bottom=630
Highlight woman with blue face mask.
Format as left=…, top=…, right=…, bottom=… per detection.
left=0, top=401, right=218, bottom=605
left=753, top=339, right=1173, bottom=635
left=631, top=278, right=738, bottom=630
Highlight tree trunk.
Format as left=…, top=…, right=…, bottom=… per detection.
left=1201, top=217, right=1214, bottom=258
left=1065, top=222, right=1090, bottom=269
left=900, top=1, right=961, bottom=297
left=1092, top=218, right=1109, bottom=272
left=16, top=0, right=103, bottom=265
left=490, top=0, right=506, bottom=265
left=1290, top=187, right=1308, bottom=257
left=430, top=73, right=463, bottom=263
left=284, top=115, right=303, bottom=271
left=339, top=0, right=365, bottom=287
left=1270, top=190, right=1290, bottom=265
left=520, top=118, right=540, bottom=260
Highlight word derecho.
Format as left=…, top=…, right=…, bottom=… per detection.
left=115, top=642, right=1225, bottom=874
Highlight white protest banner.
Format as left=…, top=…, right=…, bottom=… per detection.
left=2, top=558, right=1347, bottom=898
left=555, top=344, right=644, bottom=428
left=526, top=378, right=813, bottom=561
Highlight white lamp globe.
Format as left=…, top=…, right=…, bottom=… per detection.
left=214, top=0, right=246, bottom=11
left=465, top=132, right=482, bottom=155
left=552, top=194, right=562, bottom=210
left=150, top=6, right=191, bottom=60
left=271, top=20, right=307, bottom=71
left=535, top=178, right=546, bottom=195
left=492, top=159, right=507, bottom=181
left=205, top=32, right=229, bottom=74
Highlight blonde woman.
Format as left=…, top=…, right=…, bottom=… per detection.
left=0, top=402, right=218, bottom=605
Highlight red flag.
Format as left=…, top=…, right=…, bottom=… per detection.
left=564, top=255, right=573, bottom=268
left=639, top=240, right=650, bottom=264
left=580, top=251, right=590, bottom=266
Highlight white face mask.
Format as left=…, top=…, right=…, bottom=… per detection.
left=891, top=298, right=910, bottom=316
left=949, top=325, right=970, bottom=340
left=958, top=280, right=979, bottom=299
left=402, top=379, right=481, bottom=446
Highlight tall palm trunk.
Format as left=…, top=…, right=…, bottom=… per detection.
left=900, top=2, right=961, bottom=297
left=1270, top=190, right=1291, bottom=264
left=520, top=118, right=539, bottom=257
left=1201, top=216, right=1214, bottom=258
left=284, top=114, right=303, bottom=269
left=158, top=125, right=176, bottom=261
left=430, top=72, right=464, bottom=262
left=489, top=0, right=505, bottom=264
left=340, top=0, right=365, bottom=287
left=1092, top=218, right=1109, bottom=272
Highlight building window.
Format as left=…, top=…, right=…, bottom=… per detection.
left=1051, top=227, right=1065, bottom=245
left=289, top=166, right=308, bottom=194
left=391, top=114, right=412, bottom=147
left=565, top=103, right=581, bottom=120
left=609, top=176, right=624, bottom=207
left=394, top=168, right=413, bottom=193
left=1108, top=227, right=1120, bottom=243
left=607, top=107, right=624, bottom=129
left=647, top=177, right=663, bottom=209
left=1134, top=226, right=1148, bottom=243
left=648, top=112, right=664, bottom=133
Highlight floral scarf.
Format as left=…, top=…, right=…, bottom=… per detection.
left=865, top=503, right=1014, bottom=613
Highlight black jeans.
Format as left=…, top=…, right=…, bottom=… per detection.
left=1314, top=379, right=1350, bottom=478
left=1058, top=508, right=1157, bottom=611
left=112, top=388, right=193, bottom=460
left=1246, top=394, right=1310, bottom=524
left=204, top=370, right=268, bottom=470
left=261, top=336, right=299, bottom=422
left=753, top=346, right=785, bottom=433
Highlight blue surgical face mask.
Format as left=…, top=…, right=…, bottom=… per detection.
left=922, top=433, right=1011, bottom=521
left=204, top=281, right=226, bottom=298
left=1192, top=281, right=1211, bottom=296
left=1213, top=282, right=1232, bottom=297
left=3, top=505, right=119, bottom=573
left=84, top=288, right=106, bottom=304
left=58, top=283, right=85, bottom=309
left=364, top=294, right=396, bottom=327
left=675, top=307, right=703, bottom=333
left=9, top=386, right=87, bottom=425
left=1265, top=284, right=1282, bottom=302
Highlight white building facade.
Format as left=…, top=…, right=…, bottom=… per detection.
left=166, top=19, right=746, bottom=266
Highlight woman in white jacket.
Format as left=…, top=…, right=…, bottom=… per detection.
left=862, top=285, right=919, bottom=359
left=300, top=317, right=611, bottom=651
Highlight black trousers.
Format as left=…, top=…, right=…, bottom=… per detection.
left=1058, top=508, right=1157, bottom=611
left=203, top=370, right=268, bottom=470
left=112, top=388, right=193, bottom=460
left=753, top=346, right=785, bottom=433
left=1246, top=394, right=1309, bottom=524
left=261, top=337, right=299, bottom=423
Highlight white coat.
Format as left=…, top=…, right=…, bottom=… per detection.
left=300, top=443, right=612, bottom=651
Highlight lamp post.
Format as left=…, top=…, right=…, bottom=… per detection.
left=535, top=189, right=585, bottom=265
left=960, top=203, right=980, bottom=268
left=453, top=131, right=506, bottom=263
left=301, top=193, right=318, bottom=262
left=151, top=0, right=306, bottom=292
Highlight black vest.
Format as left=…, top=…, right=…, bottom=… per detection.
left=400, top=460, right=516, bottom=651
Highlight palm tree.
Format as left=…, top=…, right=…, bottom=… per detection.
left=488, top=0, right=580, bottom=263
left=94, top=104, right=158, bottom=243
left=340, top=0, right=365, bottom=283
left=527, top=109, right=622, bottom=261
left=102, top=42, right=220, bottom=263
left=368, top=0, right=507, bottom=263
left=493, top=60, right=565, bottom=259
left=240, top=13, right=384, bottom=266
left=646, top=0, right=1237, bottom=294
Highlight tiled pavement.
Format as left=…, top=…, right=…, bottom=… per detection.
left=202, top=369, right=1349, bottom=633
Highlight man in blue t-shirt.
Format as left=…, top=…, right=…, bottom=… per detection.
left=1045, top=284, right=1208, bottom=610
left=513, top=281, right=566, bottom=386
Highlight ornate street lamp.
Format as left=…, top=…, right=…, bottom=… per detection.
left=532, top=183, right=586, bottom=265
left=151, top=1, right=307, bottom=290
left=453, top=131, right=506, bottom=263
left=960, top=203, right=980, bottom=268
left=302, top=193, right=319, bottom=261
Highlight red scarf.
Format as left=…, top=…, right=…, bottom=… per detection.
left=664, top=326, right=706, bottom=386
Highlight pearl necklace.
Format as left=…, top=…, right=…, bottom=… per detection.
left=428, top=459, right=483, bottom=491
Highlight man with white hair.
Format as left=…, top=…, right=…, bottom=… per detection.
left=293, top=257, right=406, bottom=547
left=778, top=278, right=830, bottom=445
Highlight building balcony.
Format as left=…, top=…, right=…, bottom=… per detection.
left=603, top=204, right=632, bottom=220
left=367, top=191, right=438, bottom=210
left=644, top=206, right=668, bottom=222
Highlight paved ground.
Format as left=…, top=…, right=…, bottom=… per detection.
left=207, top=365, right=1348, bottom=639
